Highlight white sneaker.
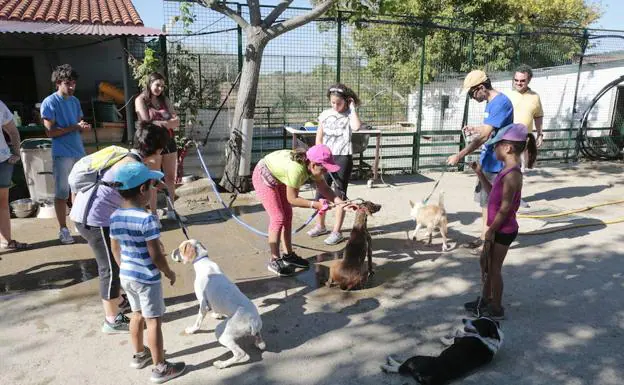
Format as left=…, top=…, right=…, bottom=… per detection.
left=59, top=227, right=75, bottom=244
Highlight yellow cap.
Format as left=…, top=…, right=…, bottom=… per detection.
left=463, top=70, right=488, bottom=91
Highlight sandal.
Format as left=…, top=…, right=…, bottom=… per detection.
left=0, top=239, right=30, bottom=250
left=463, top=238, right=483, bottom=249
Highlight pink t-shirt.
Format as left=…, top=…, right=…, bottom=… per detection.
left=487, top=166, right=522, bottom=234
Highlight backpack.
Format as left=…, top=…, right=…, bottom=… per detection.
left=68, top=145, right=130, bottom=193
left=68, top=145, right=139, bottom=227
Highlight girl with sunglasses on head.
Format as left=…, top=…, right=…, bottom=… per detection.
left=307, top=84, right=362, bottom=245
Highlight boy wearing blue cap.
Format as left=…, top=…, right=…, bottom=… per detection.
left=109, top=162, right=185, bottom=383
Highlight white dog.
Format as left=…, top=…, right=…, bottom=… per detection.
left=171, top=239, right=265, bottom=369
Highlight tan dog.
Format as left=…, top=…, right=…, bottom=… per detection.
left=327, top=201, right=381, bottom=290
left=171, top=240, right=265, bottom=369
left=409, top=192, right=449, bottom=251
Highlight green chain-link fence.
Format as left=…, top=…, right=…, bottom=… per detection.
left=162, top=1, right=624, bottom=177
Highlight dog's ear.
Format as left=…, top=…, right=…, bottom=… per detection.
left=181, top=241, right=197, bottom=261
left=409, top=200, right=414, bottom=208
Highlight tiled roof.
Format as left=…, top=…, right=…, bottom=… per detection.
left=0, top=0, right=144, bottom=26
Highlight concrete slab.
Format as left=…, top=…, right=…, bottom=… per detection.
left=1, top=160, right=624, bottom=384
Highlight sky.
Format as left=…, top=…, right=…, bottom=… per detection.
left=132, top=0, right=622, bottom=30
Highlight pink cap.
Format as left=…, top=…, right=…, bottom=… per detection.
left=486, top=123, right=528, bottom=146
left=306, top=144, right=340, bottom=172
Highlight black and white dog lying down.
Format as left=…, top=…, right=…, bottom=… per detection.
left=381, top=317, right=503, bottom=385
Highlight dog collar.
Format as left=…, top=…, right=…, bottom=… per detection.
left=193, top=256, right=209, bottom=264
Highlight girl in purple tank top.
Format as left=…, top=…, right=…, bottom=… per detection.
left=468, top=123, right=536, bottom=320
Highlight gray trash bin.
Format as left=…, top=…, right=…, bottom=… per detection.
left=20, top=138, right=55, bottom=204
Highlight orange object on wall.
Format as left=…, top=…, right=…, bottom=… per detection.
left=98, top=82, right=125, bottom=104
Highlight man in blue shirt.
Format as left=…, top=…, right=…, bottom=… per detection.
left=447, top=70, right=514, bottom=253
left=40, top=64, right=91, bottom=244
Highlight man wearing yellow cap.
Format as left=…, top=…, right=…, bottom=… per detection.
left=447, top=70, right=514, bottom=252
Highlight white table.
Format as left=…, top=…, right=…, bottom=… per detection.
left=284, top=126, right=382, bottom=187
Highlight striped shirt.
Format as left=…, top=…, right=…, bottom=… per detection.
left=110, top=207, right=161, bottom=284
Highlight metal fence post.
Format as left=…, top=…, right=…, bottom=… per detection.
left=515, top=24, right=523, bottom=67
left=458, top=23, right=476, bottom=172
left=236, top=3, right=243, bottom=73
left=566, top=29, right=589, bottom=162
left=283, top=55, right=287, bottom=125
left=356, top=57, right=361, bottom=96
left=413, top=30, right=426, bottom=173
left=336, top=11, right=342, bottom=83
left=197, top=53, right=203, bottom=107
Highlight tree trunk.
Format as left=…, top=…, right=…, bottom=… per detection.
left=219, top=29, right=267, bottom=193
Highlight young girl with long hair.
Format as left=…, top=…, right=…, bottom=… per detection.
left=467, top=123, right=537, bottom=320
left=308, top=83, right=362, bottom=245
left=135, top=72, right=183, bottom=225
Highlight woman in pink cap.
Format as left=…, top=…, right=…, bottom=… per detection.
left=467, top=123, right=536, bottom=320
left=252, top=144, right=348, bottom=276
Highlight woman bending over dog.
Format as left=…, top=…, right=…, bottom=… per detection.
left=308, top=84, right=362, bottom=245
left=467, top=123, right=536, bottom=320
left=252, top=145, right=354, bottom=276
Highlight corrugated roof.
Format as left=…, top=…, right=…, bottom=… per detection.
left=0, top=20, right=162, bottom=36
left=0, top=0, right=144, bottom=25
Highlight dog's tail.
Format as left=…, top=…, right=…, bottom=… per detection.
left=438, top=190, right=445, bottom=209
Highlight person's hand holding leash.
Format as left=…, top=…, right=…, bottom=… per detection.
left=447, top=153, right=461, bottom=166
left=470, top=161, right=482, bottom=175
left=317, top=198, right=331, bottom=216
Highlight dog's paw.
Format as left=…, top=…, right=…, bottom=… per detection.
left=184, top=326, right=199, bottom=335
left=213, top=360, right=228, bottom=369
left=211, top=312, right=226, bottom=320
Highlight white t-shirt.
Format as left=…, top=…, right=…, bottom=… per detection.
left=318, top=108, right=352, bottom=156
left=0, top=101, right=13, bottom=163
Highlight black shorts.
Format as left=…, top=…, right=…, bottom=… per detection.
left=75, top=223, right=120, bottom=300
left=315, top=155, right=353, bottom=200
left=494, top=231, right=518, bottom=246
left=162, top=133, right=177, bottom=154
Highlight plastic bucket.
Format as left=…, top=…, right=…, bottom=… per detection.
left=20, top=138, right=55, bottom=203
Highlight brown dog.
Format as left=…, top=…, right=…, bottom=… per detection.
left=327, top=201, right=381, bottom=290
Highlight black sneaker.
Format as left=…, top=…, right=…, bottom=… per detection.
left=101, top=312, right=130, bottom=334
left=151, top=361, right=186, bottom=383
left=118, top=294, right=131, bottom=313
left=267, top=258, right=296, bottom=277
left=473, top=304, right=505, bottom=320
left=130, top=347, right=152, bottom=369
left=282, top=252, right=310, bottom=269
left=464, top=296, right=489, bottom=312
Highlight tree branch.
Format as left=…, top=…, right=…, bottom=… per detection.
left=266, top=0, right=337, bottom=39
left=262, top=0, right=293, bottom=28
left=247, top=0, right=262, bottom=26
left=199, top=0, right=249, bottom=29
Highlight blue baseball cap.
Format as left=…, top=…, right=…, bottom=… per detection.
left=113, top=162, right=164, bottom=190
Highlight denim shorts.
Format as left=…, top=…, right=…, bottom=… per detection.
left=53, top=156, right=79, bottom=199
left=0, top=160, right=14, bottom=188
left=474, top=171, right=498, bottom=208
left=120, top=278, right=166, bottom=318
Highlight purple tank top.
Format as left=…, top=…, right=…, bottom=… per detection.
left=487, top=166, right=522, bottom=234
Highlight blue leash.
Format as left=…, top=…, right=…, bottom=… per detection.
left=194, top=144, right=318, bottom=238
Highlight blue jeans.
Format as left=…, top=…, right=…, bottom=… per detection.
left=53, top=156, right=79, bottom=199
